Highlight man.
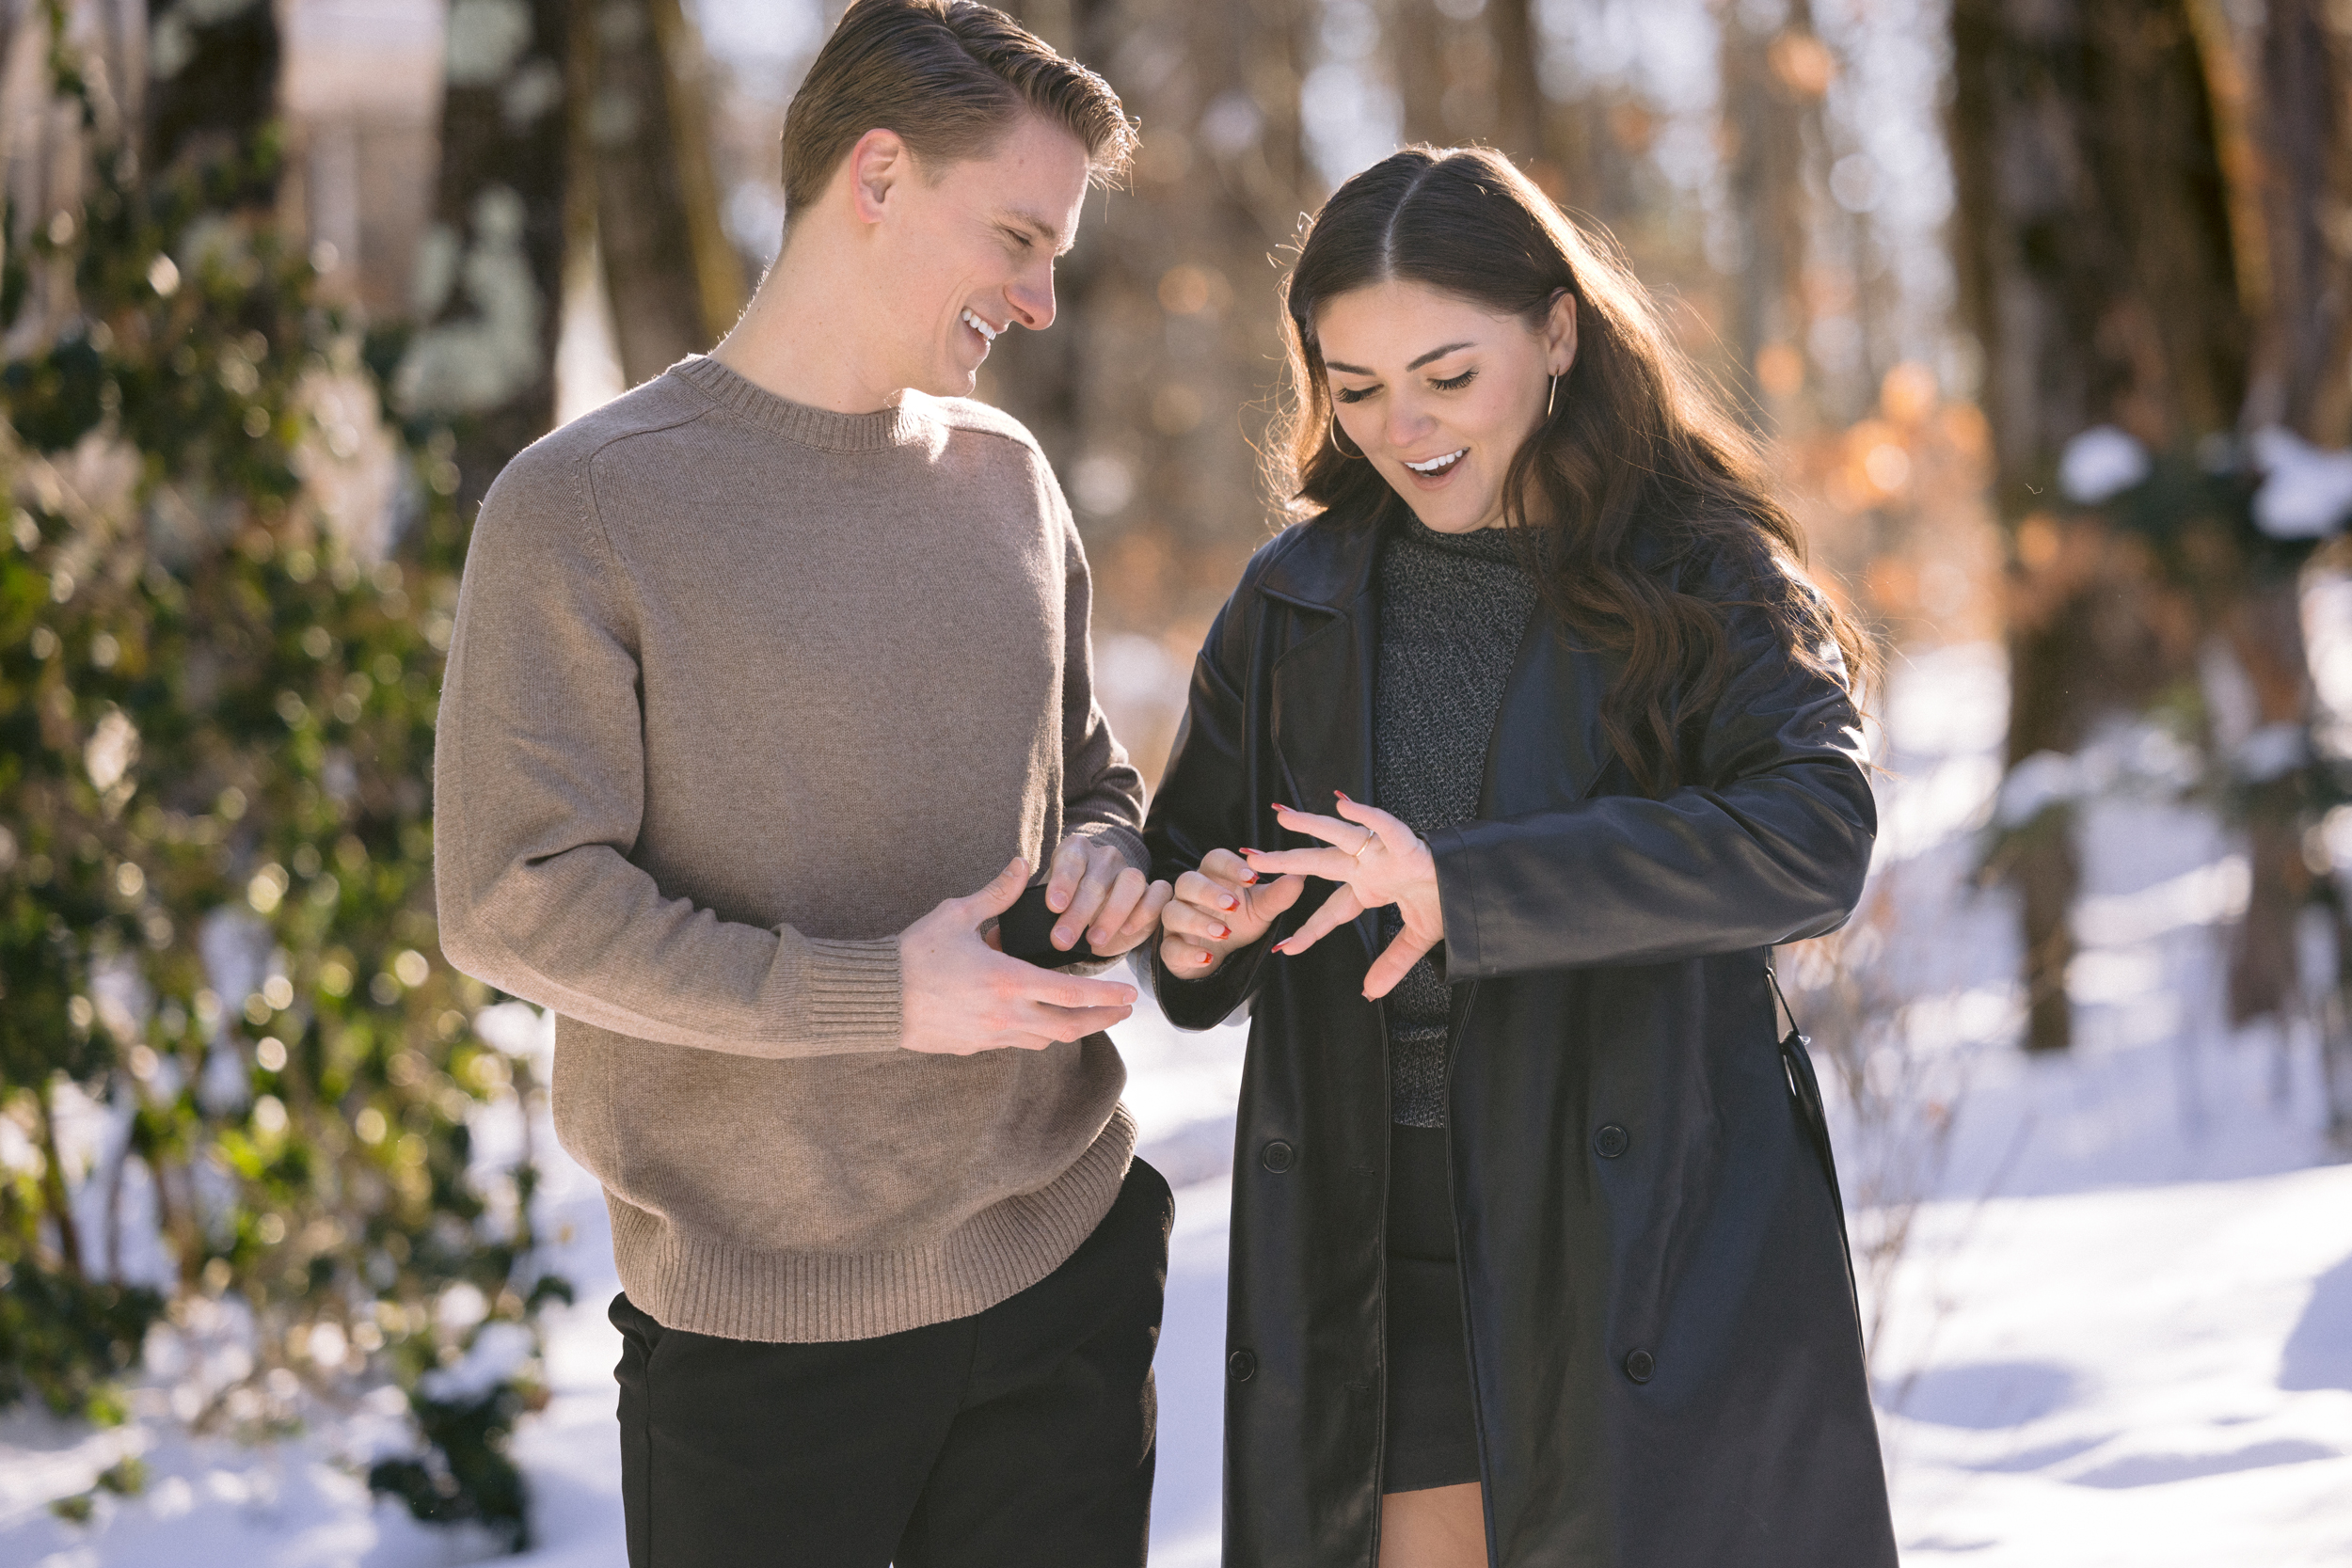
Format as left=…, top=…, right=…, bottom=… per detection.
left=432, top=4, right=1173, bottom=1561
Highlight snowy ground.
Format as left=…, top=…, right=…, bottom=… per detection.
left=6, top=640, right=2350, bottom=1566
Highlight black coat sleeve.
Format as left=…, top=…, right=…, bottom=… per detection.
left=1141, top=556, right=1282, bottom=1030
left=1427, top=586, right=1876, bottom=977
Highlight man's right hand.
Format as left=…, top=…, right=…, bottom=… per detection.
left=900, top=859, right=1139, bottom=1055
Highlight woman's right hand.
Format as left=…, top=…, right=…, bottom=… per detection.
left=1158, top=847, right=1306, bottom=977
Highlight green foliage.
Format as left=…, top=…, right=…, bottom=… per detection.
left=369, top=1385, right=536, bottom=1553
left=45, top=1453, right=150, bottom=1528
left=0, top=26, right=559, bottom=1549
left=0, top=1259, right=163, bottom=1416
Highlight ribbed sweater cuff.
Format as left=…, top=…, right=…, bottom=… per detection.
left=799, top=937, right=902, bottom=1048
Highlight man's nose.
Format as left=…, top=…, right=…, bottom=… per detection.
left=1008, top=260, right=1057, bottom=332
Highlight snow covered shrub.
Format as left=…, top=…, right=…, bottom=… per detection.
left=0, top=29, right=564, bottom=1548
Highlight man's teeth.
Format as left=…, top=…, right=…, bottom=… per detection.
left=961, top=309, right=999, bottom=343
left=1406, top=450, right=1467, bottom=475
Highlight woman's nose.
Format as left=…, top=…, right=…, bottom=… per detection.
left=1384, top=400, right=1435, bottom=450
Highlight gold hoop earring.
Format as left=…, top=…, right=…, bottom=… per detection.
left=1329, top=419, right=1363, bottom=459
left=1546, top=372, right=1559, bottom=420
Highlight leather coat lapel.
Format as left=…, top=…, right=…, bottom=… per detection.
left=1263, top=524, right=1379, bottom=812
left=1262, top=519, right=1381, bottom=961
left=1479, top=608, right=1624, bottom=816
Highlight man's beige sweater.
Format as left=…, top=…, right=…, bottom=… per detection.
left=434, top=356, right=1146, bottom=1342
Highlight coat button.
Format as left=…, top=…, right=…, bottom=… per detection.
left=1594, top=1124, right=1629, bottom=1160
left=1261, top=1140, right=1295, bottom=1172
left=1229, top=1349, right=1258, bottom=1382
left=1623, top=1349, right=1655, bottom=1384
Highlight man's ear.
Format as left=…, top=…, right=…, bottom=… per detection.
left=1546, top=289, right=1579, bottom=378
left=847, top=128, right=910, bottom=226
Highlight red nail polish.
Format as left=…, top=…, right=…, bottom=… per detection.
left=1243, top=874, right=1259, bottom=884
left=1271, top=802, right=1293, bottom=813
left=1214, top=926, right=1231, bottom=940
left=1270, top=941, right=1287, bottom=955
left=1222, top=896, right=1239, bottom=911
left=1335, top=790, right=1352, bottom=801
left=1239, top=847, right=1263, bottom=856
left=1198, top=952, right=1212, bottom=965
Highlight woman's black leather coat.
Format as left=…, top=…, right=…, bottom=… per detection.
left=1143, top=509, right=1899, bottom=1568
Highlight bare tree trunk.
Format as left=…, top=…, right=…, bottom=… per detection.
left=1488, top=0, right=1542, bottom=169
left=1391, top=0, right=1445, bottom=148
left=2246, top=0, right=2352, bottom=446
left=1718, top=0, right=1824, bottom=428
left=2241, top=0, right=2352, bottom=1133
left=1384, top=0, right=1540, bottom=165
left=584, top=0, right=743, bottom=386
left=395, top=0, right=575, bottom=516
left=2171, top=0, right=2351, bottom=1039
left=1948, top=0, right=2246, bottom=1051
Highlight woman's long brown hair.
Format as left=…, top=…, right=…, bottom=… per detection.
left=1270, top=145, right=1880, bottom=796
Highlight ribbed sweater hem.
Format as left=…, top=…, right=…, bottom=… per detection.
left=607, top=1101, right=1139, bottom=1342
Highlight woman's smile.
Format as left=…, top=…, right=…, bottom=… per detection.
left=1402, top=448, right=1469, bottom=483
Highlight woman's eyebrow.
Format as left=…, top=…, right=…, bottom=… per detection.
left=1324, top=341, right=1477, bottom=376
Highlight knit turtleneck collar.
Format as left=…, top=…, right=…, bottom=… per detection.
left=672, top=355, right=940, bottom=454
left=1391, top=509, right=1538, bottom=566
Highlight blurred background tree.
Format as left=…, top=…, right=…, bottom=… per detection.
left=1950, top=0, right=2352, bottom=1092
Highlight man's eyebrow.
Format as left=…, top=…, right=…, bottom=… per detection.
left=1324, top=341, right=1477, bottom=377
left=1001, top=207, right=1074, bottom=256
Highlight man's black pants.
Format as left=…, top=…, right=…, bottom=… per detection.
left=611, top=1158, right=1172, bottom=1567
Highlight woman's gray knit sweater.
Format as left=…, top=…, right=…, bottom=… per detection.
left=1374, top=513, right=1541, bottom=1127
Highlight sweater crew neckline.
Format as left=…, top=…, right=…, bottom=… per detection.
left=672, top=355, right=937, bottom=454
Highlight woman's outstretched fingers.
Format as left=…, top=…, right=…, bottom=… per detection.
left=1332, top=794, right=1415, bottom=853
left=1273, top=884, right=1364, bottom=958
left=1240, top=844, right=1354, bottom=880
left=1363, top=926, right=1439, bottom=998
left=1269, top=800, right=1356, bottom=847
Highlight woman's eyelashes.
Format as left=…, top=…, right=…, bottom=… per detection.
left=1327, top=367, right=1477, bottom=404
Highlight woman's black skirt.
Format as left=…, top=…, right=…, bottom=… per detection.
left=1382, top=1123, right=1483, bottom=1494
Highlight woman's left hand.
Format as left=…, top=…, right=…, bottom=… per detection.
left=1241, top=796, right=1445, bottom=1000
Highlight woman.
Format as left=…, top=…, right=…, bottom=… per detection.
left=1141, top=147, right=1899, bottom=1568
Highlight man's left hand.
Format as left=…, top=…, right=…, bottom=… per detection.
left=1042, top=833, right=1173, bottom=959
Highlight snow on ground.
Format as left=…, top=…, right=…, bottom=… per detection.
left=7, top=639, right=2350, bottom=1567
